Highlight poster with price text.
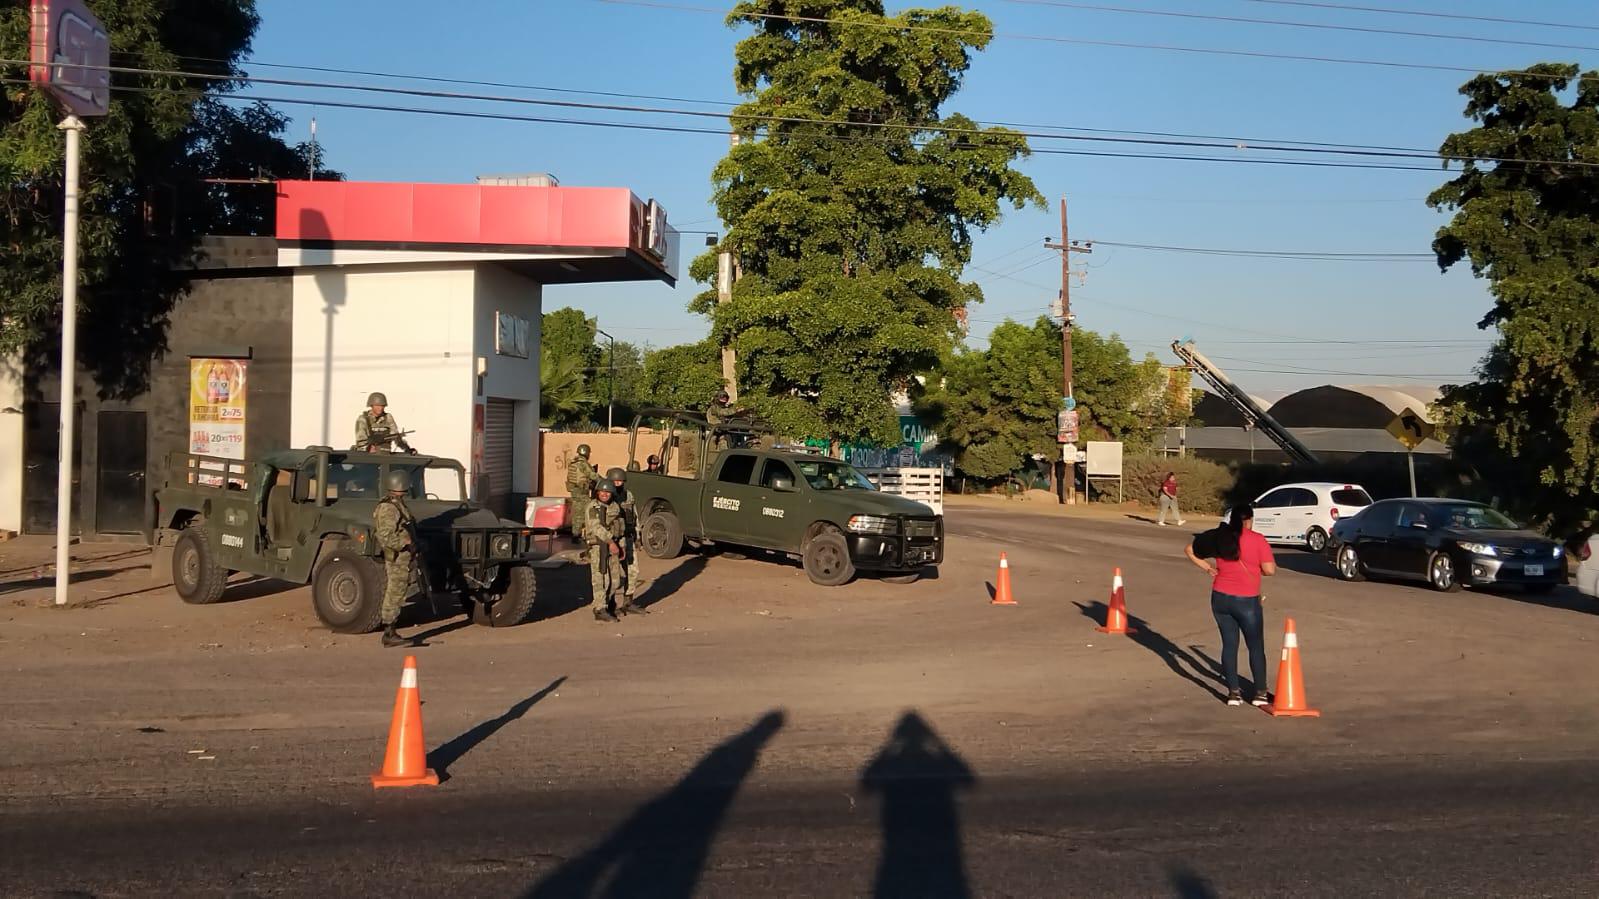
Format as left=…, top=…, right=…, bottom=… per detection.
left=189, top=358, right=249, bottom=459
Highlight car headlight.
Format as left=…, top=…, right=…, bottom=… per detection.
left=1553, top=545, right=1565, bottom=558
left=847, top=515, right=896, bottom=535
left=1458, top=542, right=1497, bottom=557
left=491, top=534, right=514, bottom=559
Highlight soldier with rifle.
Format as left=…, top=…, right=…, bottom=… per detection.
left=372, top=470, right=420, bottom=647
left=584, top=480, right=629, bottom=623
left=355, top=392, right=414, bottom=453
left=606, top=467, right=648, bottom=611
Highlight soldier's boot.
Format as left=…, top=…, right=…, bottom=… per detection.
left=593, top=607, right=618, bottom=623
left=618, top=593, right=650, bottom=615
left=380, top=624, right=410, bottom=648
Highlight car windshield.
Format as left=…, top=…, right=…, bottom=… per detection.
left=794, top=459, right=876, bottom=491
left=1429, top=504, right=1520, bottom=531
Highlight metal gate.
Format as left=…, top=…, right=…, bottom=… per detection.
left=23, top=402, right=81, bottom=535
left=95, top=411, right=148, bottom=534
left=481, top=398, right=516, bottom=518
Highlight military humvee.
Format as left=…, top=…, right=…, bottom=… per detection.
left=150, top=447, right=576, bottom=632
left=624, top=411, right=944, bottom=586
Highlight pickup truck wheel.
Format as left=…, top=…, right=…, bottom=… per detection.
left=311, top=552, right=387, bottom=633
left=803, top=532, right=856, bottom=587
left=173, top=528, right=228, bottom=605
left=643, top=510, right=684, bottom=560
left=471, top=565, right=538, bottom=627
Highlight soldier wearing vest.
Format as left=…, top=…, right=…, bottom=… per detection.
left=606, top=467, right=648, bottom=608
left=566, top=444, right=598, bottom=534
left=584, top=480, right=627, bottom=622
left=372, top=470, right=417, bottom=647
left=356, top=392, right=411, bottom=453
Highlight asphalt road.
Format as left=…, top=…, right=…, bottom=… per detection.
left=3, top=501, right=1598, bottom=897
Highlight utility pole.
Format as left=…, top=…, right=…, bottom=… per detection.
left=308, top=118, right=318, bottom=180
left=1044, top=197, right=1092, bottom=505
left=596, top=326, right=615, bottom=431
left=717, top=132, right=740, bottom=402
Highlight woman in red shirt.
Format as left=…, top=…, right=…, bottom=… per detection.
left=1185, top=504, right=1277, bottom=706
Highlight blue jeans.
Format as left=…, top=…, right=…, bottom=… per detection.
left=1211, top=590, right=1269, bottom=697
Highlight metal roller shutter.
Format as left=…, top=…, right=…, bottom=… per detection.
left=482, top=398, right=516, bottom=518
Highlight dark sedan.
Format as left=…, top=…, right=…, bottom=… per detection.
left=1326, top=498, right=1564, bottom=593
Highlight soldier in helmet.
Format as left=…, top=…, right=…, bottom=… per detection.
left=355, top=392, right=411, bottom=453
left=566, top=444, right=598, bottom=535
left=584, top=479, right=628, bottom=622
left=372, top=470, right=417, bottom=647
left=606, top=467, right=649, bottom=612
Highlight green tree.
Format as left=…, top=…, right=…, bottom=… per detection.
left=1, top=1, right=277, bottom=399
left=692, top=0, right=1042, bottom=448
left=591, top=339, right=645, bottom=423
left=540, top=307, right=603, bottom=373
left=641, top=340, right=725, bottom=411
left=1428, top=64, right=1599, bottom=529
left=924, top=318, right=1177, bottom=480
left=540, top=352, right=595, bottom=428
left=186, top=99, right=344, bottom=235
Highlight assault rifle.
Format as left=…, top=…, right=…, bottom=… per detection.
left=356, top=428, right=416, bottom=453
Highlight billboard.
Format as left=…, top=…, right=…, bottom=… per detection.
left=29, top=0, right=110, bottom=117
left=188, top=359, right=248, bottom=459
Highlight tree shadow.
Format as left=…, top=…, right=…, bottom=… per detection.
left=428, top=675, right=566, bottom=782
left=633, top=554, right=707, bottom=611
left=523, top=709, right=785, bottom=899
left=1075, top=602, right=1227, bottom=702
left=862, top=711, right=977, bottom=899
left=1169, top=864, right=1220, bottom=898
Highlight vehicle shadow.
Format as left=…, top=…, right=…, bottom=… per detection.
left=862, top=710, right=976, bottom=899
left=1273, top=552, right=1336, bottom=578
left=531, top=565, right=594, bottom=622
left=1169, top=864, right=1220, bottom=898
left=0, top=547, right=150, bottom=579
left=522, top=709, right=785, bottom=899
left=1482, top=584, right=1598, bottom=616
left=1075, top=602, right=1227, bottom=702
left=428, top=675, right=566, bottom=782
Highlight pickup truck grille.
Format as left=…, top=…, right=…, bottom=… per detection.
left=904, top=518, right=940, bottom=539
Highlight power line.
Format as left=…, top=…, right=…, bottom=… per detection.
left=1084, top=239, right=1435, bottom=261
left=1003, top=0, right=1599, bottom=52
left=605, top=0, right=1599, bottom=86
left=1240, top=0, right=1599, bottom=33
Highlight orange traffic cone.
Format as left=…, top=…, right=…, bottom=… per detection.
left=1096, top=568, right=1138, bottom=634
left=991, top=552, right=1017, bottom=605
left=371, top=655, right=440, bottom=788
left=1266, top=618, right=1321, bottom=718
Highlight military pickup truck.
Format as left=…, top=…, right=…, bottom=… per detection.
left=625, top=411, right=943, bottom=585
left=150, top=447, right=576, bottom=632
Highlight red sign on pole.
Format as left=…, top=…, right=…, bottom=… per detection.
left=1057, top=409, right=1080, bottom=444
left=29, top=0, right=110, bottom=117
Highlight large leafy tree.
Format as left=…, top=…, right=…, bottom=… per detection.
left=1, top=1, right=291, bottom=399
left=185, top=98, right=343, bottom=235
left=1429, top=64, right=1599, bottom=529
left=641, top=339, right=725, bottom=411
left=692, top=0, right=1042, bottom=447
left=924, top=318, right=1177, bottom=479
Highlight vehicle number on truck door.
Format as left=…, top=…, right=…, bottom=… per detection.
left=762, top=507, right=785, bottom=519
left=713, top=496, right=741, bottom=512
left=221, top=534, right=244, bottom=548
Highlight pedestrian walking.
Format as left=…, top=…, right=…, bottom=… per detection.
left=1184, top=503, right=1276, bottom=707
left=1157, top=471, right=1185, bottom=526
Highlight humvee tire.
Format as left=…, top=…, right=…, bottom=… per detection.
left=173, top=528, right=229, bottom=605
left=311, top=550, right=387, bottom=634
left=643, top=510, right=685, bottom=560
left=471, top=564, right=538, bottom=628
left=803, top=531, right=855, bottom=587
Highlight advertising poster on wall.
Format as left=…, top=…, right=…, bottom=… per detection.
left=189, top=358, right=248, bottom=459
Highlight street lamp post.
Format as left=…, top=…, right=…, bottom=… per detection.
left=596, top=326, right=615, bottom=431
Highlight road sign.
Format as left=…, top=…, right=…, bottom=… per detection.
left=1057, top=409, right=1080, bottom=444
left=1062, top=395, right=1076, bottom=412
left=29, top=0, right=110, bottom=117
left=1385, top=407, right=1435, bottom=451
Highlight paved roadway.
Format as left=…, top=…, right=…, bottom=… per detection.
left=3, top=502, right=1598, bottom=896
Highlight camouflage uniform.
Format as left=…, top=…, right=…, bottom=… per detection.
left=566, top=454, right=598, bottom=531
left=607, top=471, right=643, bottom=600
left=583, top=496, right=626, bottom=614
left=372, top=493, right=414, bottom=626
left=355, top=410, right=408, bottom=452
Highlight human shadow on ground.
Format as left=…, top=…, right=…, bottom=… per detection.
left=428, top=675, right=566, bottom=782
left=523, top=709, right=785, bottom=899
left=1170, top=864, right=1221, bottom=898
left=1075, top=602, right=1228, bottom=702
left=862, top=711, right=977, bottom=899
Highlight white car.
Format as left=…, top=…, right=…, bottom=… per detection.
left=1576, top=535, right=1599, bottom=598
left=1250, top=482, right=1374, bottom=552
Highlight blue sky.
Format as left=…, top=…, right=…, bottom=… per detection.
left=247, top=0, right=1598, bottom=390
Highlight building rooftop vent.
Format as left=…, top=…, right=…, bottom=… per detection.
left=475, top=173, right=560, bottom=187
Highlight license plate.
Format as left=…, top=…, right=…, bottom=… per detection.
left=1525, top=564, right=1544, bottom=577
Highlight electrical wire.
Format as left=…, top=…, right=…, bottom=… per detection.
left=1083, top=239, right=1434, bottom=260
left=1002, top=0, right=1599, bottom=52
left=1239, top=0, right=1599, bottom=33
left=604, top=0, right=1599, bottom=86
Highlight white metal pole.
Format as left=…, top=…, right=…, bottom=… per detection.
left=1408, top=449, right=1418, bottom=498
left=55, top=115, right=85, bottom=608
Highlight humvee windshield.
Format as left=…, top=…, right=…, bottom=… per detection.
left=795, top=459, right=876, bottom=492
left=324, top=457, right=466, bottom=501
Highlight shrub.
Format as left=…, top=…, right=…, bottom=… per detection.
left=1121, top=454, right=1231, bottom=514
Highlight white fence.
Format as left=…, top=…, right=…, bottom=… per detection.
left=860, top=467, right=944, bottom=516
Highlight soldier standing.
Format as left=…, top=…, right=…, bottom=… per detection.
left=606, top=467, right=649, bottom=613
left=372, top=470, right=417, bottom=647
left=566, top=444, right=598, bottom=534
left=705, top=389, right=734, bottom=428
left=584, top=480, right=627, bottom=623
left=355, top=392, right=411, bottom=453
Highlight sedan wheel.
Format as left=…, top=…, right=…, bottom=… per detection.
left=1306, top=527, right=1328, bottom=553
left=1428, top=552, right=1462, bottom=593
left=1336, top=544, right=1365, bottom=582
